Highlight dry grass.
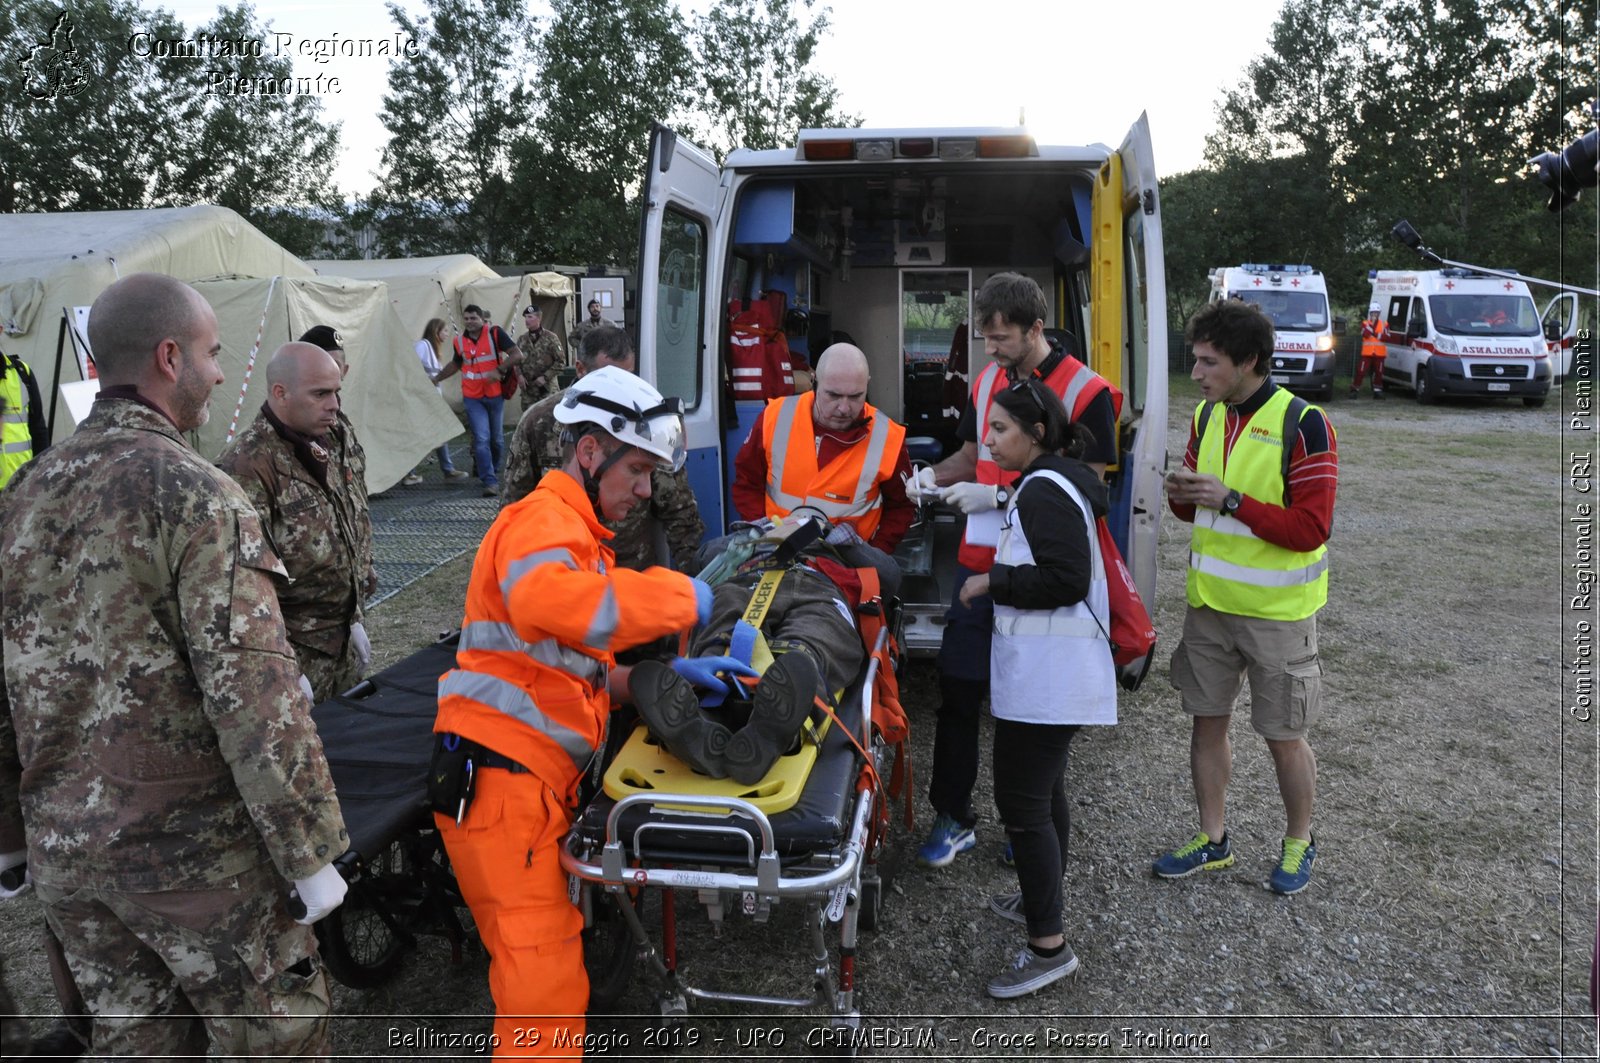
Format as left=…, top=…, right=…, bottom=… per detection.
left=2, top=379, right=1593, bottom=1061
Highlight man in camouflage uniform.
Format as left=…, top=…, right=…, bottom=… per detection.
left=219, top=342, right=374, bottom=703
left=569, top=297, right=606, bottom=355
left=517, top=304, right=565, bottom=404
left=503, top=325, right=705, bottom=572
left=0, top=273, right=349, bottom=1058
left=299, top=324, right=377, bottom=603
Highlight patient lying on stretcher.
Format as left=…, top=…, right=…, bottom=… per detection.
left=628, top=514, right=899, bottom=785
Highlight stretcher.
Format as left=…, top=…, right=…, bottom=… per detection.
left=560, top=618, right=904, bottom=1028
left=306, top=633, right=475, bottom=988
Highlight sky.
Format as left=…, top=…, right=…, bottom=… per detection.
left=150, top=0, right=1289, bottom=196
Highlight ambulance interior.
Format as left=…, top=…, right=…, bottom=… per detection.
left=716, top=164, right=1152, bottom=648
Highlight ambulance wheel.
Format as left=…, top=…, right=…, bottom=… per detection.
left=583, top=890, right=639, bottom=1012
left=1523, top=396, right=1547, bottom=408
left=1414, top=369, right=1436, bottom=405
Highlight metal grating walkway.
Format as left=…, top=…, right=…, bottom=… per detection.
left=367, top=442, right=498, bottom=606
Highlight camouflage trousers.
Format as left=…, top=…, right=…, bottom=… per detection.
left=33, top=861, right=331, bottom=1059
left=298, top=634, right=364, bottom=704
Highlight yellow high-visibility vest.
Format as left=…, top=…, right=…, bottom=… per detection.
left=0, top=361, right=33, bottom=489
left=1185, top=388, right=1328, bottom=621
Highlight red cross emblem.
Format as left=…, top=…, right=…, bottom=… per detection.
left=1252, top=278, right=1262, bottom=286
left=1444, top=280, right=1455, bottom=289
left=1503, top=281, right=1513, bottom=290
left=1290, top=278, right=1301, bottom=287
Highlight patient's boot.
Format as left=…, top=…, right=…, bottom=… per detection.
left=725, top=651, right=820, bottom=785
left=628, top=659, right=734, bottom=777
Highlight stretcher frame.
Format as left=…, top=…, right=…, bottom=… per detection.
left=560, top=626, right=895, bottom=1026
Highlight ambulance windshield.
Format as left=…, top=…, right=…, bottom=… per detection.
left=1428, top=294, right=1541, bottom=337
left=1228, top=290, right=1329, bottom=332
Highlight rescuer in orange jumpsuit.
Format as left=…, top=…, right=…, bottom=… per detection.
left=432, top=366, right=743, bottom=1057
left=1351, top=304, right=1388, bottom=399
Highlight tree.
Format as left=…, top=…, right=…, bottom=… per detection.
left=506, top=0, right=697, bottom=264
left=160, top=4, right=344, bottom=255
left=691, top=0, right=857, bottom=160
left=0, top=0, right=343, bottom=255
left=368, top=0, right=535, bottom=260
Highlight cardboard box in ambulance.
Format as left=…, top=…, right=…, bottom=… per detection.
left=1207, top=264, right=1336, bottom=399
left=635, top=120, right=1169, bottom=663
left=1371, top=269, right=1551, bottom=407
left=1542, top=291, right=1597, bottom=380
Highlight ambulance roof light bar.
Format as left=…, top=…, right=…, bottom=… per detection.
left=797, top=130, right=1038, bottom=162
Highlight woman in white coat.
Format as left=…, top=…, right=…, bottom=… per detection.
left=958, top=377, right=1116, bottom=999
left=414, top=318, right=469, bottom=482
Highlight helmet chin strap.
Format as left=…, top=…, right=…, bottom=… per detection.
left=579, top=432, right=637, bottom=507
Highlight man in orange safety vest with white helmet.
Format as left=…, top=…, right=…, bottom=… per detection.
left=432, top=366, right=749, bottom=1056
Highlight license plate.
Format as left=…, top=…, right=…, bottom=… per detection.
left=1487, top=382, right=1510, bottom=392
left=1270, top=374, right=1290, bottom=384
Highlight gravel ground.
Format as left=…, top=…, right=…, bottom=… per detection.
left=2, top=378, right=1594, bottom=1061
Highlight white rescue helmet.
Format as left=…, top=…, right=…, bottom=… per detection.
left=555, top=365, right=687, bottom=472
left=1368, top=302, right=1382, bottom=316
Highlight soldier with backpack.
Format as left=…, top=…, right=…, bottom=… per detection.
left=1155, top=299, right=1338, bottom=896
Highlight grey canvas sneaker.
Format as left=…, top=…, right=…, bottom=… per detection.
left=987, top=890, right=1026, bottom=926
left=985, top=942, right=1080, bottom=999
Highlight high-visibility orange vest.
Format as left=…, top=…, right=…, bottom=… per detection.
left=759, top=391, right=906, bottom=542
left=1361, top=319, right=1388, bottom=359
left=454, top=327, right=505, bottom=400
left=435, top=470, right=698, bottom=800
left=958, top=354, right=1118, bottom=572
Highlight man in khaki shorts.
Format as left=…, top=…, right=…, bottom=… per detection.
left=1154, top=299, right=1337, bottom=895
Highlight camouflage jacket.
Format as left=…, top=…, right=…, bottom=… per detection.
left=331, top=410, right=376, bottom=599
left=218, top=407, right=367, bottom=660
left=0, top=397, right=346, bottom=891
left=517, top=328, right=565, bottom=403
left=502, top=388, right=706, bottom=571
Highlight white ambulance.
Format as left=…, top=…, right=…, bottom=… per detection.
left=1207, top=264, right=1336, bottom=400
left=1370, top=269, right=1551, bottom=406
left=634, top=120, right=1168, bottom=655
left=1542, top=291, right=1597, bottom=380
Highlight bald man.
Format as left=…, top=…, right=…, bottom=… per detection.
left=0, top=273, right=346, bottom=1057
left=731, top=342, right=914, bottom=553
left=219, top=342, right=374, bottom=701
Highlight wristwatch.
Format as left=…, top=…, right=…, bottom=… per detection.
left=1221, top=489, right=1243, bottom=516
left=994, top=486, right=1011, bottom=508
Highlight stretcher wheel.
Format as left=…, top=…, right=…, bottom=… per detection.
left=857, top=873, right=882, bottom=933
left=583, top=890, right=639, bottom=1011
left=316, top=841, right=410, bottom=989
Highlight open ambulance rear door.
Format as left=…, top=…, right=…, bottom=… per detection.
left=1090, top=113, right=1167, bottom=610
left=635, top=122, right=728, bottom=536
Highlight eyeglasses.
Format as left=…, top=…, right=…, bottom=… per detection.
left=1008, top=375, right=1052, bottom=407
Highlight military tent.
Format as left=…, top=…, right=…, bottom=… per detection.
left=0, top=206, right=457, bottom=493
left=309, top=256, right=575, bottom=416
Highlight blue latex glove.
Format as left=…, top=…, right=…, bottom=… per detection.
left=671, top=655, right=759, bottom=698
left=691, top=578, right=714, bottom=626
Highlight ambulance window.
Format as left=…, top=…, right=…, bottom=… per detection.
left=1405, top=298, right=1427, bottom=337
left=653, top=207, right=705, bottom=408
left=1384, top=297, right=1409, bottom=334
left=1122, top=220, right=1151, bottom=413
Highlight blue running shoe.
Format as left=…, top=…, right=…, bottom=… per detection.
left=1152, top=831, right=1234, bottom=879
left=999, top=840, right=1015, bottom=868
left=916, top=813, right=976, bottom=868
left=1269, top=836, right=1316, bottom=895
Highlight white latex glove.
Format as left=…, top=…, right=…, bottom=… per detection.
left=903, top=466, right=940, bottom=505
left=943, top=481, right=1000, bottom=515
left=350, top=621, right=372, bottom=673
left=298, top=673, right=315, bottom=704
left=292, top=862, right=348, bottom=926
left=0, top=848, right=29, bottom=900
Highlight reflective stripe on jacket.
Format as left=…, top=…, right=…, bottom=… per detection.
left=1361, top=319, right=1388, bottom=359
left=958, top=355, right=1111, bottom=571
left=991, top=469, right=1116, bottom=726
left=455, top=328, right=504, bottom=400
left=760, top=392, right=906, bottom=542
left=1185, top=388, right=1329, bottom=621
left=435, top=470, right=698, bottom=799
left=0, top=363, right=31, bottom=489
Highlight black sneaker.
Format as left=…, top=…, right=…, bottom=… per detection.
left=628, top=660, right=732, bottom=777
left=724, top=651, right=819, bottom=784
